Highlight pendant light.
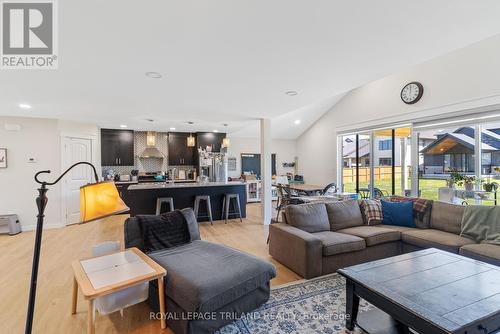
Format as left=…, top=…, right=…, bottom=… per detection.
left=187, top=133, right=195, bottom=147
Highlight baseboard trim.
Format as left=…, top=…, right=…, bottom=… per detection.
left=21, top=223, right=65, bottom=232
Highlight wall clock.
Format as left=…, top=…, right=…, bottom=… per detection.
left=400, top=82, right=423, bottom=104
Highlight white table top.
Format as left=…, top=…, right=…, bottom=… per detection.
left=80, top=250, right=155, bottom=290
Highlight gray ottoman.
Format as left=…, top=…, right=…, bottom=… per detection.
left=148, top=241, right=275, bottom=334
left=124, top=211, right=276, bottom=334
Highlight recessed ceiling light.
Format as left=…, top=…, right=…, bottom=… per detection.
left=145, top=118, right=155, bottom=122
left=145, top=72, right=162, bottom=79
left=187, top=121, right=194, bottom=125
left=294, top=119, right=301, bottom=125
left=119, top=124, right=127, bottom=128
left=285, top=91, right=298, bottom=96
left=223, top=123, right=228, bottom=127
left=19, top=103, right=32, bottom=109
left=213, top=130, right=219, bottom=133
left=169, top=127, right=176, bottom=131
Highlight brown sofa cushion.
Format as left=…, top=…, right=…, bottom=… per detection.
left=402, top=229, right=474, bottom=253
left=285, top=203, right=330, bottom=233
left=430, top=201, right=464, bottom=235
left=312, top=231, right=366, bottom=256
left=377, top=224, right=415, bottom=233
left=459, top=244, right=500, bottom=266
left=337, top=226, right=401, bottom=246
left=325, top=200, right=364, bottom=231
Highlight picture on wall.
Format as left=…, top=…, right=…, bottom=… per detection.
left=0, top=148, right=6, bottom=168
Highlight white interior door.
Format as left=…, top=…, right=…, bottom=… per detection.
left=63, top=137, right=93, bottom=225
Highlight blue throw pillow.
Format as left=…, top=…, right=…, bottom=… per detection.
left=381, top=200, right=415, bottom=227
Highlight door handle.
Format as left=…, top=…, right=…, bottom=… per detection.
left=118, top=157, right=121, bottom=165
left=115, top=158, right=118, bottom=164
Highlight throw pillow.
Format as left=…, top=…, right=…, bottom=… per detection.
left=381, top=200, right=415, bottom=227
left=285, top=203, right=330, bottom=233
left=360, top=199, right=383, bottom=225
left=325, top=200, right=364, bottom=231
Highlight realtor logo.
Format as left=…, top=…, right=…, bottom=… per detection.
left=1, top=0, right=58, bottom=69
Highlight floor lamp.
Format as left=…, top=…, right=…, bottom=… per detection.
left=25, top=162, right=129, bottom=334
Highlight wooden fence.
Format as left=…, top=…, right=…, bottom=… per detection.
left=342, top=166, right=410, bottom=184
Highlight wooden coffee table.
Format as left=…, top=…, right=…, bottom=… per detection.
left=338, top=248, right=500, bottom=334
left=72, top=247, right=167, bottom=334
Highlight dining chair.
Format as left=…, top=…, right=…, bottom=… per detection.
left=358, top=188, right=371, bottom=199
left=374, top=187, right=389, bottom=199
left=321, top=183, right=338, bottom=195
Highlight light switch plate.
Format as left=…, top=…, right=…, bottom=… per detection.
left=4, top=123, right=21, bottom=131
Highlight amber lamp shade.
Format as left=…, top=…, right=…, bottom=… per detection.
left=80, top=181, right=129, bottom=223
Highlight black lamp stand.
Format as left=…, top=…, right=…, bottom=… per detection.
left=25, top=162, right=99, bottom=334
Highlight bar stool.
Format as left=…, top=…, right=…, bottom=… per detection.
left=194, top=195, right=213, bottom=225
left=156, top=197, right=174, bottom=215
left=221, top=193, right=243, bottom=223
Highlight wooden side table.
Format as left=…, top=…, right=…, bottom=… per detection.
left=71, top=247, right=167, bottom=334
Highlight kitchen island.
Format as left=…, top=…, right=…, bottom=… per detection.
left=125, top=181, right=247, bottom=221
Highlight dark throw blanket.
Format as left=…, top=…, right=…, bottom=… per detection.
left=137, top=210, right=191, bottom=253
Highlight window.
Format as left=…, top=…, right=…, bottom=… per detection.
left=340, top=116, right=500, bottom=205
left=379, top=139, right=392, bottom=150
left=341, top=134, right=370, bottom=193
left=480, top=122, right=500, bottom=206
left=417, top=126, right=473, bottom=202
left=379, top=158, right=392, bottom=166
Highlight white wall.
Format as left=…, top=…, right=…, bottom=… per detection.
left=0, top=117, right=99, bottom=230
left=226, top=137, right=297, bottom=178
left=297, top=34, right=500, bottom=185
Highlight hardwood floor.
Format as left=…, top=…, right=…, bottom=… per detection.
left=0, top=203, right=301, bottom=333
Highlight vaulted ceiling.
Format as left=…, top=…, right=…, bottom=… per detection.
left=2, top=1, right=500, bottom=138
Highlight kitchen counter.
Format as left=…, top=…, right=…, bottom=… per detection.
left=128, top=181, right=245, bottom=190
left=114, top=180, right=139, bottom=185
left=123, top=181, right=247, bottom=221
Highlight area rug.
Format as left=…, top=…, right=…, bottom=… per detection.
left=216, top=273, right=372, bottom=334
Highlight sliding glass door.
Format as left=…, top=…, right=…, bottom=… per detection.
left=416, top=126, right=475, bottom=201
left=339, top=113, right=500, bottom=205
left=340, top=127, right=411, bottom=198
left=341, top=133, right=371, bottom=194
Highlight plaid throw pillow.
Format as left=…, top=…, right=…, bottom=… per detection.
left=360, top=199, right=383, bottom=225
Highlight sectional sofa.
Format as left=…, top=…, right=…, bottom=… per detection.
left=269, top=199, right=500, bottom=278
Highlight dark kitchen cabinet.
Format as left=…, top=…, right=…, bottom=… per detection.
left=196, top=132, right=226, bottom=152
left=168, top=132, right=196, bottom=166
left=101, top=129, right=134, bottom=166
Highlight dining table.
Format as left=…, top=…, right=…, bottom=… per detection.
left=287, top=184, right=324, bottom=195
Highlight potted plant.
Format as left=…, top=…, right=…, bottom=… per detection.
left=482, top=178, right=499, bottom=192
left=447, top=169, right=463, bottom=188
left=494, top=167, right=500, bottom=179
left=461, top=175, right=476, bottom=191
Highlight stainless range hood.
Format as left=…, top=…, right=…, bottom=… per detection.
left=139, top=131, right=164, bottom=159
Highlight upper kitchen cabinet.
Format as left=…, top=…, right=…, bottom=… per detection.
left=168, top=132, right=196, bottom=166
left=101, top=129, right=134, bottom=166
left=197, top=132, right=226, bottom=152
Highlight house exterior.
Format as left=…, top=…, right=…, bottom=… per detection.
left=420, top=127, right=500, bottom=174
left=342, top=136, right=409, bottom=167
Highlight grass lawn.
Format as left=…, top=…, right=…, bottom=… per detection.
left=343, top=177, right=497, bottom=205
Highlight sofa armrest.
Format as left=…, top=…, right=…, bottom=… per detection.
left=268, top=223, right=322, bottom=278
left=180, top=208, right=201, bottom=241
